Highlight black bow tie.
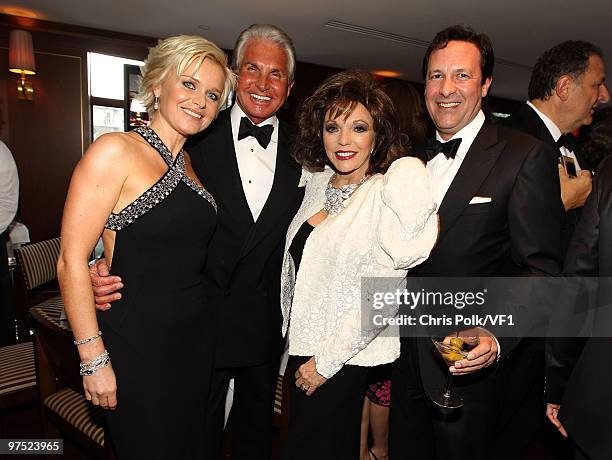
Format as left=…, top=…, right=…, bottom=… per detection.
left=424, top=138, right=462, bottom=161
left=238, top=117, right=274, bottom=149
left=556, top=133, right=577, bottom=152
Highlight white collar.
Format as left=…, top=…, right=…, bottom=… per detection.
left=526, top=101, right=562, bottom=142
left=230, top=103, right=279, bottom=144
left=435, top=110, right=486, bottom=160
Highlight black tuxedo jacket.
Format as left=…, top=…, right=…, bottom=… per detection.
left=503, top=103, right=582, bottom=253
left=559, top=156, right=612, bottom=459
left=187, top=108, right=304, bottom=368
left=409, top=120, right=562, bottom=400
left=503, top=104, right=559, bottom=152
left=504, top=103, right=588, bottom=403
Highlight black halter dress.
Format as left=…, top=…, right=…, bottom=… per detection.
left=98, top=126, right=217, bottom=459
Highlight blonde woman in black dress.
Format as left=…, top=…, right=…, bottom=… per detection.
left=57, top=36, right=234, bottom=459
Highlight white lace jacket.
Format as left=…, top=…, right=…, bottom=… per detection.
left=280, top=157, right=439, bottom=379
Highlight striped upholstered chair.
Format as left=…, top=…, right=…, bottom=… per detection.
left=30, top=305, right=115, bottom=459
left=0, top=238, right=63, bottom=413
left=0, top=341, right=37, bottom=410
left=14, top=237, right=62, bottom=340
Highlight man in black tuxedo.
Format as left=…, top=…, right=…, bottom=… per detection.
left=504, top=40, right=609, bottom=253
left=503, top=41, right=609, bottom=438
left=188, top=24, right=303, bottom=460
left=389, top=25, right=562, bottom=460
left=555, top=156, right=612, bottom=459
left=92, top=24, right=304, bottom=459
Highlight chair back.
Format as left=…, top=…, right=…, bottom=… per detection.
left=13, top=238, right=61, bottom=342
left=30, top=305, right=113, bottom=459
left=30, top=305, right=81, bottom=395
left=0, top=238, right=61, bottom=409
left=15, top=238, right=61, bottom=291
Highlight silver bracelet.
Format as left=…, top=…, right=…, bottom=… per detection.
left=74, top=331, right=102, bottom=346
left=79, top=350, right=110, bottom=376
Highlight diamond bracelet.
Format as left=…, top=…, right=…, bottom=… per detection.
left=73, top=331, right=102, bottom=346
left=79, top=350, right=110, bottom=376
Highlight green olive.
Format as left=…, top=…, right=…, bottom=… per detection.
left=450, top=337, right=464, bottom=350
left=443, top=351, right=465, bottom=363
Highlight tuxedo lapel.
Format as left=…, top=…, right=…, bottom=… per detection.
left=209, top=111, right=255, bottom=229
left=239, top=121, right=301, bottom=258
left=519, top=105, right=594, bottom=172
left=437, top=122, right=504, bottom=240
left=520, top=104, right=558, bottom=150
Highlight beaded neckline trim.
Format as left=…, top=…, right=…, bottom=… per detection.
left=104, top=127, right=216, bottom=231
left=134, top=127, right=217, bottom=212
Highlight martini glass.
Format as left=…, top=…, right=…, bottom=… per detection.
left=430, top=336, right=470, bottom=409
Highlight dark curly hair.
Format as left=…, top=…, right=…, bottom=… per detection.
left=292, top=70, right=406, bottom=174
left=528, top=41, right=603, bottom=101
left=422, top=24, right=494, bottom=85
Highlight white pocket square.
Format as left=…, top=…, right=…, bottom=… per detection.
left=469, top=196, right=492, bottom=204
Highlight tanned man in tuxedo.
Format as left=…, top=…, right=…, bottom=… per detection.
left=91, top=24, right=304, bottom=460
left=389, top=25, right=562, bottom=460
left=502, top=41, right=609, bottom=443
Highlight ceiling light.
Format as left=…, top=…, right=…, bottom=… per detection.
left=372, top=70, right=402, bottom=78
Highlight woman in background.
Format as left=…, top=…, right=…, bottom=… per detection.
left=383, top=79, right=429, bottom=148
left=57, top=36, right=234, bottom=459
left=280, top=70, right=438, bottom=460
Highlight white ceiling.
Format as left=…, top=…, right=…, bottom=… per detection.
left=7, top=0, right=612, bottom=101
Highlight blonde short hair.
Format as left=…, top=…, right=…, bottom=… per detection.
left=139, top=35, right=236, bottom=114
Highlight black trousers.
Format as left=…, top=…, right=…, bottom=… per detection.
left=389, top=338, right=506, bottom=460
left=204, top=359, right=279, bottom=460
left=389, top=339, right=436, bottom=460
left=493, top=338, right=545, bottom=458
left=281, top=355, right=369, bottom=460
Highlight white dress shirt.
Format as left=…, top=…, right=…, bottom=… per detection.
left=230, top=104, right=278, bottom=221
left=426, top=110, right=486, bottom=207
left=0, top=140, right=18, bottom=234
left=425, top=111, right=501, bottom=355
left=526, top=101, right=582, bottom=171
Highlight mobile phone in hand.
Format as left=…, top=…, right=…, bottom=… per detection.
left=563, top=156, right=577, bottom=177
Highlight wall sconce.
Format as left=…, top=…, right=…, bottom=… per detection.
left=8, top=30, right=36, bottom=100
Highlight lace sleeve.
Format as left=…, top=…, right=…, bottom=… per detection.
left=313, top=158, right=438, bottom=379
left=314, top=275, right=406, bottom=379
left=377, top=157, right=438, bottom=269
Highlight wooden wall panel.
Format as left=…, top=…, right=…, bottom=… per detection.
left=0, top=15, right=152, bottom=242
left=4, top=50, right=82, bottom=241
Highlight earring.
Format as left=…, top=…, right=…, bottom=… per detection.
left=153, top=96, right=159, bottom=110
